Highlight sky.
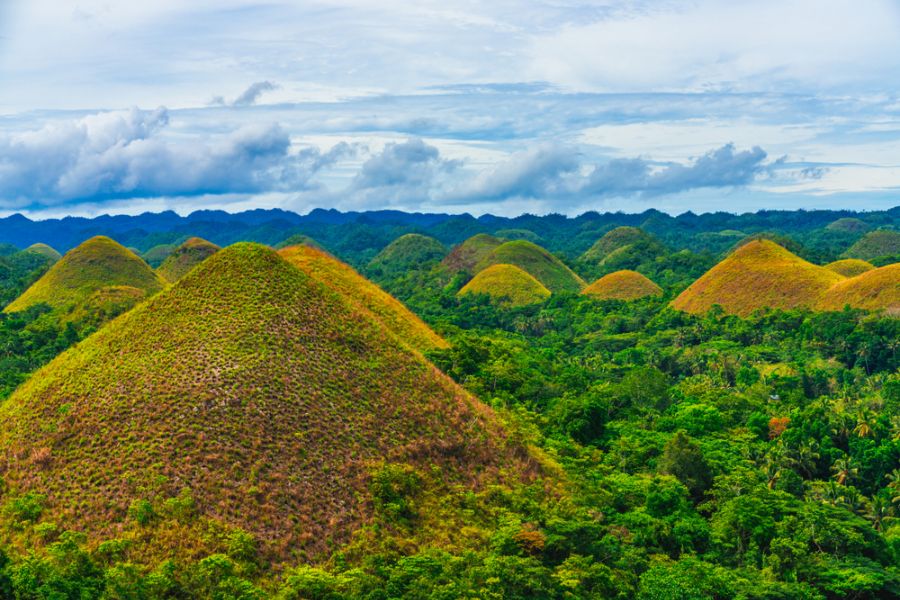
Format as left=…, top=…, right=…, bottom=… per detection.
left=1, top=0, right=899, bottom=218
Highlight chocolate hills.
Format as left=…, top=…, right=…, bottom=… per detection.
left=142, top=243, right=178, bottom=268
left=672, top=240, right=844, bottom=316
left=583, top=270, right=662, bottom=301
left=817, top=264, right=900, bottom=312
left=843, top=229, right=900, bottom=261
left=3, top=236, right=166, bottom=314
left=458, top=264, right=551, bottom=307
left=581, top=226, right=653, bottom=263
left=442, top=233, right=504, bottom=274
left=824, top=258, right=875, bottom=278
left=23, top=243, right=62, bottom=263
left=369, top=233, right=447, bottom=273
left=476, top=240, right=585, bottom=294
left=279, top=244, right=448, bottom=353
left=156, top=237, right=221, bottom=283
left=0, top=243, right=530, bottom=564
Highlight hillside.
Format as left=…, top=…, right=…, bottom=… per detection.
left=156, top=237, right=221, bottom=283
left=441, top=233, right=504, bottom=273
left=672, top=240, right=844, bottom=316
left=369, top=233, right=447, bottom=273
left=3, top=236, right=166, bottom=314
left=24, top=243, right=62, bottom=263
left=581, top=226, right=653, bottom=263
left=458, top=264, right=551, bottom=307
left=843, top=229, right=900, bottom=260
left=476, top=240, right=585, bottom=294
left=279, top=244, right=448, bottom=353
left=142, top=244, right=178, bottom=268
left=823, top=258, right=875, bottom=278
left=817, top=264, right=900, bottom=312
left=0, top=244, right=530, bottom=564
left=583, top=270, right=663, bottom=301
left=826, top=217, right=870, bottom=233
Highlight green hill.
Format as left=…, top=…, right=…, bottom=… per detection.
left=843, top=229, right=900, bottom=261
left=458, top=263, right=551, bottom=307
left=583, top=270, right=663, bottom=301
left=275, top=233, right=321, bottom=250
left=0, top=244, right=529, bottom=564
left=672, top=240, right=844, bottom=316
left=826, top=217, right=870, bottom=233
left=4, top=236, right=166, bottom=314
left=442, top=234, right=504, bottom=274
left=476, top=240, right=585, bottom=294
left=23, top=243, right=62, bottom=263
left=279, top=244, right=448, bottom=353
left=581, top=226, right=653, bottom=263
left=142, top=244, right=178, bottom=268
left=823, top=258, right=875, bottom=278
left=156, top=237, right=221, bottom=283
left=369, top=233, right=447, bottom=273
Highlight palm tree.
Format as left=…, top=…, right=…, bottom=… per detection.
left=867, top=497, right=892, bottom=532
left=831, top=457, right=857, bottom=485
left=886, top=469, right=900, bottom=505
left=791, top=440, right=820, bottom=479
left=853, top=409, right=877, bottom=439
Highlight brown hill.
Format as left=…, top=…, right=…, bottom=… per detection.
left=824, top=259, right=875, bottom=278
left=817, top=264, right=900, bottom=312
left=583, top=270, right=663, bottom=301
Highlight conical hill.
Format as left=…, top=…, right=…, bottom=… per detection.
left=458, top=264, right=551, bottom=307
left=23, top=243, right=62, bottom=263
left=816, top=264, right=900, bottom=312
left=476, top=240, right=585, bottom=294
left=843, top=230, right=900, bottom=261
left=581, top=226, right=651, bottom=263
left=824, top=259, right=875, bottom=278
left=369, top=233, right=447, bottom=272
left=441, top=234, right=504, bottom=274
left=156, top=237, right=221, bottom=283
left=3, top=236, right=165, bottom=314
left=279, top=244, right=448, bottom=352
left=0, top=244, right=529, bottom=563
left=672, top=240, right=844, bottom=316
left=583, top=270, right=662, bottom=301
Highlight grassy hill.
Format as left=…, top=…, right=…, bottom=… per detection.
left=142, top=243, right=178, bottom=268
left=157, top=237, right=221, bottom=283
left=672, top=240, right=844, bottom=316
left=826, top=217, right=870, bottom=233
left=0, top=244, right=530, bottom=565
left=275, top=233, right=321, bottom=250
left=843, top=229, right=900, bottom=260
left=369, top=233, right=447, bottom=273
left=581, top=226, right=653, bottom=263
left=4, top=236, right=166, bottom=314
left=583, top=270, right=663, bottom=301
left=817, top=264, right=900, bottom=312
left=458, top=264, right=551, bottom=307
left=24, top=243, right=62, bottom=263
left=442, top=234, right=504, bottom=274
left=476, top=240, right=585, bottom=294
left=824, top=258, right=875, bottom=278
left=279, top=244, right=448, bottom=353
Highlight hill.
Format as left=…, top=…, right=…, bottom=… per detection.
left=142, top=244, right=178, bottom=268
left=275, top=233, right=321, bottom=250
left=0, top=244, right=530, bottom=564
left=369, top=233, right=447, bottom=273
left=583, top=270, right=663, bottom=301
left=581, top=226, right=652, bottom=263
left=476, top=240, right=585, bottom=294
left=824, top=258, right=875, bottom=278
left=156, top=237, right=221, bottom=283
left=442, top=234, right=504, bottom=273
left=279, top=244, right=448, bottom=353
left=23, top=243, right=62, bottom=263
left=843, top=229, right=900, bottom=260
left=3, top=236, right=166, bottom=314
left=458, top=264, right=551, bottom=307
left=817, top=264, right=900, bottom=312
left=672, top=240, right=844, bottom=316
left=826, top=217, right=870, bottom=233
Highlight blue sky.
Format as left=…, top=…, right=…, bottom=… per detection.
left=1, top=0, right=899, bottom=218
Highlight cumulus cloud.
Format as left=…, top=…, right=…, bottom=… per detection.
left=349, top=138, right=460, bottom=205
left=0, top=107, right=342, bottom=208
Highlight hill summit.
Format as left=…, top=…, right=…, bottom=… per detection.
left=824, top=259, right=875, bottom=278
left=672, top=240, right=844, bottom=316
left=0, top=244, right=528, bottom=563
left=817, top=263, right=900, bottom=313
left=476, top=240, right=585, bottom=294
left=458, top=263, right=551, bottom=307
left=4, top=236, right=165, bottom=314
left=581, top=226, right=652, bottom=263
left=369, top=233, right=447, bottom=273
left=23, top=243, right=62, bottom=263
left=583, top=270, right=662, bottom=301
left=156, top=237, right=221, bottom=283
left=442, top=233, right=504, bottom=274
left=843, top=229, right=900, bottom=261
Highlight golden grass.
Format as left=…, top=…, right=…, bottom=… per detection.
left=156, top=237, right=221, bottom=283
left=823, top=259, right=875, bottom=278
left=582, top=270, right=663, bottom=301
left=279, top=244, right=448, bottom=352
left=817, top=263, right=900, bottom=312
left=672, top=240, right=845, bottom=316
left=458, top=263, right=551, bottom=307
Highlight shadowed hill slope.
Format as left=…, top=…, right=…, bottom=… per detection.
left=672, top=240, right=844, bottom=316
left=441, top=234, right=504, bottom=274
left=0, top=244, right=530, bottom=564
left=476, top=240, right=585, bottom=294
left=279, top=244, right=448, bottom=353
left=583, top=270, right=663, bottom=301
left=24, top=243, right=62, bottom=263
left=824, top=259, right=875, bottom=278
left=4, top=236, right=165, bottom=314
left=581, top=226, right=652, bottom=263
left=156, top=237, right=221, bottom=283
left=369, top=233, right=447, bottom=273
left=458, top=264, right=551, bottom=307
left=843, top=230, right=900, bottom=260
left=817, top=264, right=900, bottom=312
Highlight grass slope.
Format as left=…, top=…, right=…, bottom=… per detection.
left=824, top=258, right=875, bottom=278
left=817, top=264, right=900, bottom=312
left=583, top=270, right=663, bottom=301
left=843, top=229, right=900, bottom=260
left=156, top=237, right=221, bottom=283
left=672, top=240, right=844, bottom=316
left=279, top=244, right=448, bottom=353
left=441, top=234, right=504, bottom=274
left=580, top=226, right=650, bottom=262
left=142, top=244, right=178, bottom=268
left=369, top=233, right=447, bottom=272
left=4, top=236, right=165, bottom=314
left=458, top=264, right=551, bottom=307
left=476, top=240, right=585, bottom=294
left=826, top=217, right=870, bottom=233
left=24, top=243, right=62, bottom=263
left=0, top=244, right=528, bottom=564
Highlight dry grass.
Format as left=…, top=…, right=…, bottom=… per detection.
left=582, top=270, right=662, bottom=301
left=823, top=259, right=875, bottom=278
left=458, top=263, right=551, bottom=307
left=817, top=263, right=900, bottom=312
